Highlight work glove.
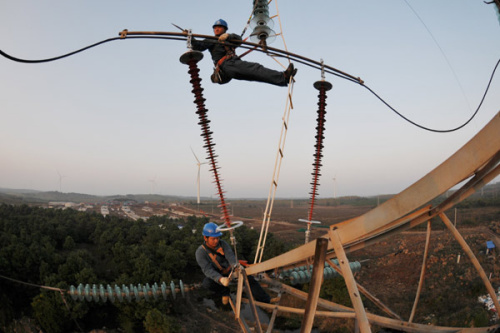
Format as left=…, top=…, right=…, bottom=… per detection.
left=219, top=277, right=230, bottom=286
left=218, top=33, right=229, bottom=42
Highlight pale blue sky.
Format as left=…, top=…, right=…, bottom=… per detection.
left=1, top=1, right=499, bottom=198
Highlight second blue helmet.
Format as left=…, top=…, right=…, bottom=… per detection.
left=213, top=19, right=228, bottom=30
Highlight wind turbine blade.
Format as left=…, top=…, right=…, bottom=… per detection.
left=190, top=146, right=201, bottom=164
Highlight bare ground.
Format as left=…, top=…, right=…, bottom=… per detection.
left=176, top=201, right=500, bottom=330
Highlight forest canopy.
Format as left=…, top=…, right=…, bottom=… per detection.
left=0, top=204, right=288, bottom=332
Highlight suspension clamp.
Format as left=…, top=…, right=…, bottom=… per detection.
left=179, top=29, right=204, bottom=64
left=186, top=29, right=193, bottom=50
left=320, top=58, right=325, bottom=80
left=119, top=29, right=128, bottom=39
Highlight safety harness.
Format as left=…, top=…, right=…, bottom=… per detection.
left=211, top=37, right=258, bottom=84
left=202, top=244, right=232, bottom=275
left=211, top=46, right=235, bottom=84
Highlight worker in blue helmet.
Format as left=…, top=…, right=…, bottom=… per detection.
left=195, top=222, right=271, bottom=306
left=191, top=19, right=297, bottom=86
left=212, top=18, right=228, bottom=30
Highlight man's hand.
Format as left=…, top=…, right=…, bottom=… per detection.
left=218, top=33, right=229, bottom=42
left=230, top=263, right=241, bottom=279
left=219, top=277, right=230, bottom=286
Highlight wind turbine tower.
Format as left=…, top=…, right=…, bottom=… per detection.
left=190, top=147, right=208, bottom=206
left=148, top=176, right=157, bottom=194
left=333, top=175, right=337, bottom=199
left=57, top=170, right=66, bottom=192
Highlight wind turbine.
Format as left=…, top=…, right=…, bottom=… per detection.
left=190, top=147, right=208, bottom=206
left=148, top=175, right=157, bottom=194
left=332, top=175, right=337, bottom=199
left=56, top=170, right=66, bottom=192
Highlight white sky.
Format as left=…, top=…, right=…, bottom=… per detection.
left=1, top=1, right=499, bottom=199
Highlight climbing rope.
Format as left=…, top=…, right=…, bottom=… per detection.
left=240, top=0, right=260, bottom=38
left=253, top=78, right=294, bottom=263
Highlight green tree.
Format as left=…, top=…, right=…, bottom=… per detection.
left=31, top=292, right=71, bottom=333
left=63, top=235, right=76, bottom=250
left=143, top=309, right=180, bottom=333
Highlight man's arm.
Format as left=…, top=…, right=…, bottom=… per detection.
left=191, top=38, right=213, bottom=52
left=218, top=33, right=242, bottom=47
left=228, top=34, right=242, bottom=43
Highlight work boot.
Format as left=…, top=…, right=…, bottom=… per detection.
left=269, top=297, right=280, bottom=304
left=284, top=63, right=296, bottom=81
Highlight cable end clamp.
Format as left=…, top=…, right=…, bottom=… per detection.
left=119, top=29, right=128, bottom=39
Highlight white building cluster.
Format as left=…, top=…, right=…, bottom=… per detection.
left=478, top=289, right=500, bottom=320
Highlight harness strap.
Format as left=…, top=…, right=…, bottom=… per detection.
left=202, top=244, right=231, bottom=275
left=215, top=44, right=237, bottom=70
left=217, top=55, right=229, bottom=67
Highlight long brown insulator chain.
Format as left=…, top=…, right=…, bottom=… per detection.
left=181, top=51, right=231, bottom=226
left=307, top=80, right=333, bottom=222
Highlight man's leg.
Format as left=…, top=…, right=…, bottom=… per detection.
left=247, top=275, right=271, bottom=303
left=222, top=59, right=288, bottom=86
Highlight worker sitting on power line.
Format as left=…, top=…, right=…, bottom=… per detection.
left=195, top=222, right=271, bottom=306
left=191, top=19, right=297, bottom=86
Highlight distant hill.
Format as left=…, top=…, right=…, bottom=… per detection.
left=0, top=192, right=27, bottom=205
left=0, top=182, right=498, bottom=206
left=0, top=187, right=41, bottom=194
left=0, top=188, right=196, bottom=205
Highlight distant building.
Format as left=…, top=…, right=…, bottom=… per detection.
left=101, top=205, right=109, bottom=217
left=48, top=202, right=77, bottom=209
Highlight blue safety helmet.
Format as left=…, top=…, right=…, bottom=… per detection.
left=213, top=19, right=228, bottom=30
left=203, top=222, right=222, bottom=237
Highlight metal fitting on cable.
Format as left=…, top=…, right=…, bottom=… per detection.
left=320, top=58, right=325, bottom=80
left=119, top=29, right=128, bottom=39
left=186, top=29, right=193, bottom=50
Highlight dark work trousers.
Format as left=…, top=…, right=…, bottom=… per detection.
left=220, top=58, right=288, bottom=87
left=202, top=275, right=271, bottom=303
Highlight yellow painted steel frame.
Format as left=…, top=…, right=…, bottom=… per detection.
left=409, top=220, right=431, bottom=323
left=242, top=111, right=500, bottom=332
left=300, top=238, right=328, bottom=333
